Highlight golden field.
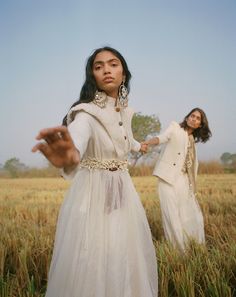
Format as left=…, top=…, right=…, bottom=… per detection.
left=0, top=175, right=236, bottom=297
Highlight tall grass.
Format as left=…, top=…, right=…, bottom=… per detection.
left=0, top=175, right=236, bottom=296
left=129, top=161, right=226, bottom=176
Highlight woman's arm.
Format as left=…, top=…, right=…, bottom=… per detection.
left=32, top=112, right=92, bottom=179
left=144, top=137, right=160, bottom=146
left=142, top=121, right=177, bottom=151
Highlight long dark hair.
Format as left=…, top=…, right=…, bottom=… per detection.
left=62, top=46, right=132, bottom=126
left=180, top=107, right=212, bottom=143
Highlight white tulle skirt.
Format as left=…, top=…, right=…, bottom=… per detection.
left=45, top=168, right=158, bottom=297
left=158, top=173, right=205, bottom=251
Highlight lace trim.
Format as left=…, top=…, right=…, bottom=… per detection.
left=79, top=158, right=128, bottom=171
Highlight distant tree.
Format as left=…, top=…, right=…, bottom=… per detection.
left=232, top=154, right=236, bottom=160
left=220, top=152, right=236, bottom=171
left=130, top=112, right=161, bottom=166
left=3, top=157, right=28, bottom=178
left=220, top=152, right=232, bottom=165
left=231, top=154, right=236, bottom=169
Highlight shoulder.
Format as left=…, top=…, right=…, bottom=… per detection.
left=163, top=121, right=179, bottom=131
left=169, top=121, right=179, bottom=127
left=73, top=110, right=92, bottom=122
left=162, top=121, right=181, bottom=137
left=68, top=110, right=93, bottom=133
left=167, top=122, right=186, bottom=139
left=167, top=121, right=182, bottom=131
left=124, top=106, right=136, bottom=118
left=67, top=102, right=100, bottom=125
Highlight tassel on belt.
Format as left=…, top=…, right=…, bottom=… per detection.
left=79, top=157, right=128, bottom=171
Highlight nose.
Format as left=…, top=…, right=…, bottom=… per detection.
left=103, top=64, right=111, bottom=74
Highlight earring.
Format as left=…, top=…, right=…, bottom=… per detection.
left=118, top=81, right=128, bottom=108
left=93, top=91, right=107, bottom=108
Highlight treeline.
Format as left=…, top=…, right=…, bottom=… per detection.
left=0, top=164, right=61, bottom=178
left=0, top=159, right=232, bottom=178
left=1, top=113, right=235, bottom=178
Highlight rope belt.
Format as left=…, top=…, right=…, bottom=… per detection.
left=79, top=157, right=128, bottom=171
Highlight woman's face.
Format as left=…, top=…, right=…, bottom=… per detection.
left=186, top=110, right=202, bottom=130
left=92, top=50, right=124, bottom=98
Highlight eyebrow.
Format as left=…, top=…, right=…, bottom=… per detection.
left=93, top=58, right=120, bottom=65
left=192, top=114, right=201, bottom=119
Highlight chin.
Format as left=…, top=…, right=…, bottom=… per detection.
left=187, top=124, right=197, bottom=130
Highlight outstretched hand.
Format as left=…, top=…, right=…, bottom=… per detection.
left=32, top=126, right=80, bottom=168
left=140, top=142, right=149, bottom=154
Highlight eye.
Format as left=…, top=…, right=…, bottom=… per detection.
left=94, top=65, right=102, bottom=71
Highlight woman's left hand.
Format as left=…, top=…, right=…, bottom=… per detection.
left=140, top=142, right=148, bottom=154
left=32, top=126, right=80, bottom=168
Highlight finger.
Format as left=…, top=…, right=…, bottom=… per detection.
left=45, top=126, right=73, bottom=143
left=35, top=126, right=68, bottom=141
left=32, top=142, right=48, bottom=153
left=71, top=149, right=80, bottom=164
left=142, top=144, right=148, bottom=148
left=143, top=147, right=148, bottom=153
left=44, top=133, right=61, bottom=144
left=58, top=126, right=73, bottom=142
left=32, top=142, right=53, bottom=158
left=32, top=144, right=39, bottom=153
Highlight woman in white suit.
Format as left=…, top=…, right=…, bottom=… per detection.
left=144, top=108, right=212, bottom=251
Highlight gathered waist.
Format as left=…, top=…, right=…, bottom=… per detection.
left=79, top=157, right=128, bottom=172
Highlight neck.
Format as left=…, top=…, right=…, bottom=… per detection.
left=106, top=90, right=118, bottom=99
left=186, top=126, right=194, bottom=135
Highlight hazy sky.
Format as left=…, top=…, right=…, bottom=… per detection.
left=1, top=0, right=235, bottom=167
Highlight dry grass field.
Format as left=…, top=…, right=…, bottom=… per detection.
left=0, top=174, right=236, bottom=297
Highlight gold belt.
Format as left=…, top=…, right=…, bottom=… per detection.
left=79, top=158, right=128, bottom=171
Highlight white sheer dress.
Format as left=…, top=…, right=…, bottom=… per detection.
left=45, top=97, right=158, bottom=297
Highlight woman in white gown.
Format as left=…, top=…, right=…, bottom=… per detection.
left=32, top=47, right=158, bottom=297
left=144, top=108, right=212, bottom=251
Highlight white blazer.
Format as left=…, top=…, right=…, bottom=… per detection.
left=153, top=121, right=198, bottom=185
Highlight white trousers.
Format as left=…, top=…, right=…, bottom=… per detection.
left=158, top=173, right=205, bottom=251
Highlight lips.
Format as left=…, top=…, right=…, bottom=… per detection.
left=103, top=77, right=114, bottom=83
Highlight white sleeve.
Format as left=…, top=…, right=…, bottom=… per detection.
left=158, top=121, right=176, bottom=144
left=60, top=111, right=92, bottom=180
left=68, top=112, right=92, bottom=159
left=128, top=108, right=141, bottom=152
left=131, top=138, right=141, bottom=152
